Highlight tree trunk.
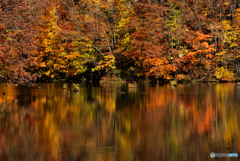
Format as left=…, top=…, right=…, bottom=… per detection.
left=234, top=58, right=240, bottom=75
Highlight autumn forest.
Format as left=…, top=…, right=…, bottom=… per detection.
left=1, top=0, right=240, bottom=84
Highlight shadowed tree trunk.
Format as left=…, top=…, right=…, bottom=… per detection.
left=234, top=58, right=240, bottom=75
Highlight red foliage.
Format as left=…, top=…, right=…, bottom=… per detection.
left=182, top=54, right=194, bottom=62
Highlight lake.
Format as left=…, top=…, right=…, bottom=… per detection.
left=0, top=83, right=239, bottom=161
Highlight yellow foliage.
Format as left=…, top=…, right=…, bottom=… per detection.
left=224, top=2, right=229, bottom=6
left=39, top=62, right=47, bottom=68
left=92, top=55, right=116, bottom=72
left=45, top=70, right=50, bottom=76
left=122, top=33, right=130, bottom=45
left=176, top=74, right=186, bottom=81
left=179, top=47, right=188, bottom=57
left=222, top=20, right=237, bottom=45
left=214, top=67, right=235, bottom=81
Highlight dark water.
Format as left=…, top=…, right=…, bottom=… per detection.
left=0, top=83, right=239, bottom=161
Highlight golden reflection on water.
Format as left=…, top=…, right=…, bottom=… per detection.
left=0, top=83, right=239, bottom=161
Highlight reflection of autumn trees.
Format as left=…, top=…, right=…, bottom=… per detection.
left=214, top=84, right=240, bottom=152
left=115, top=84, right=240, bottom=160
left=177, top=84, right=216, bottom=134
left=0, top=84, right=17, bottom=104
left=97, top=83, right=116, bottom=114
left=142, top=85, right=176, bottom=108
left=0, top=83, right=239, bottom=160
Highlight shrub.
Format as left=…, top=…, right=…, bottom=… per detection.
left=214, top=67, right=235, bottom=81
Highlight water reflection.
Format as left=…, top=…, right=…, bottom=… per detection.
left=0, top=83, right=239, bottom=160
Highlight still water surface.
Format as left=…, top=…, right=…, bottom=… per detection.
left=0, top=83, right=239, bottom=161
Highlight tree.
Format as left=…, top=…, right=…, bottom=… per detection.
left=0, top=0, right=41, bottom=84
left=36, top=1, right=95, bottom=81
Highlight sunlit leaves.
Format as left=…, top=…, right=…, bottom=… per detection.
left=2, top=0, right=240, bottom=83
left=92, top=55, right=116, bottom=72
left=36, top=2, right=95, bottom=79
left=222, top=20, right=237, bottom=46
left=214, top=67, right=235, bottom=81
